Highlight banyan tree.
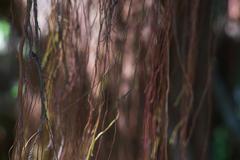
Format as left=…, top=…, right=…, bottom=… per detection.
left=10, top=0, right=221, bottom=159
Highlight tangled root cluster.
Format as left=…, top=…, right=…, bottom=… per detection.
left=11, top=0, right=215, bottom=159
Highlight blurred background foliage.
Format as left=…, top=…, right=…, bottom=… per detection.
left=0, top=0, right=18, bottom=159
